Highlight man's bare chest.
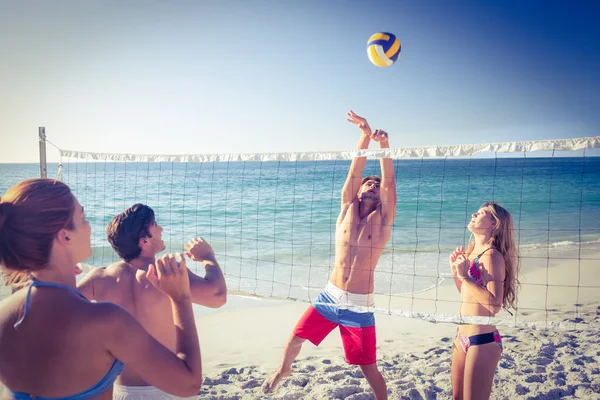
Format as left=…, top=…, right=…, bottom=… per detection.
left=337, top=215, right=383, bottom=246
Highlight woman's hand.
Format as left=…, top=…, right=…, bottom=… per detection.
left=449, top=245, right=464, bottom=273
left=146, top=253, right=191, bottom=302
left=452, top=254, right=470, bottom=280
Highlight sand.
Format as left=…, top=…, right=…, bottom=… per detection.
left=196, top=244, right=600, bottom=399
left=1, top=244, right=598, bottom=399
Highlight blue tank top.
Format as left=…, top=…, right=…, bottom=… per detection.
left=8, top=279, right=125, bottom=399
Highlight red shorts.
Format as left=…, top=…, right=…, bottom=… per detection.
left=293, top=305, right=377, bottom=365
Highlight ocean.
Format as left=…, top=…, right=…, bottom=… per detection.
left=1, top=157, right=599, bottom=301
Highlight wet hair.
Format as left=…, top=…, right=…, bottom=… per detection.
left=106, top=204, right=155, bottom=262
left=0, top=179, right=76, bottom=285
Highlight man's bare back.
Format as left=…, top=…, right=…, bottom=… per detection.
left=83, top=262, right=181, bottom=386
left=78, top=205, right=226, bottom=391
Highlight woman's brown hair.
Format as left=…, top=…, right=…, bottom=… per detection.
left=0, top=179, right=75, bottom=285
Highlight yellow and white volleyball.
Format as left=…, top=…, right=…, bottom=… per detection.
left=367, top=32, right=401, bottom=68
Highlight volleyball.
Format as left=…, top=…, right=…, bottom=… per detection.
left=367, top=32, right=401, bottom=68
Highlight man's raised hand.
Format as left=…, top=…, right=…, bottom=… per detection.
left=184, top=237, right=216, bottom=263
left=346, top=110, right=372, bottom=136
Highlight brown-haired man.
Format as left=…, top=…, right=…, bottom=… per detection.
left=78, top=204, right=226, bottom=399
left=264, top=111, right=397, bottom=400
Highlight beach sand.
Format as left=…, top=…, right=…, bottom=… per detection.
left=196, top=244, right=600, bottom=399
left=1, top=245, right=598, bottom=399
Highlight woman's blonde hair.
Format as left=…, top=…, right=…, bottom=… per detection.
left=466, top=201, right=520, bottom=310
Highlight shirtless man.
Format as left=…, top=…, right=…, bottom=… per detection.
left=264, top=110, right=397, bottom=399
left=77, top=204, right=227, bottom=399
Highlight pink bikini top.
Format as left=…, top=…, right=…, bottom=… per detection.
left=468, top=248, right=494, bottom=287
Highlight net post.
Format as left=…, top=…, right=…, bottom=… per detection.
left=38, top=127, right=47, bottom=178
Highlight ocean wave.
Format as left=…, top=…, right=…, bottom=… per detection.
left=520, top=238, right=600, bottom=250
left=405, top=281, right=445, bottom=295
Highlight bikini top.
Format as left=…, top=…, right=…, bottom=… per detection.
left=8, top=279, right=125, bottom=400
left=468, top=248, right=494, bottom=288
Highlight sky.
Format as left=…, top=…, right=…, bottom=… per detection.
left=1, top=0, right=599, bottom=163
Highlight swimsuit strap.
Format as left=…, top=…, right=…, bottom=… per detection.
left=67, top=358, right=125, bottom=399
left=9, top=279, right=125, bottom=399
left=13, top=283, right=35, bottom=329
left=14, top=279, right=88, bottom=329
left=475, top=247, right=495, bottom=260
left=8, top=358, right=125, bottom=400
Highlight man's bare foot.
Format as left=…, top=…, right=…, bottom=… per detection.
left=263, top=367, right=291, bottom=394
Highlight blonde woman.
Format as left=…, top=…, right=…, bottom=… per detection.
left=449, top=201, right=520, bottom=400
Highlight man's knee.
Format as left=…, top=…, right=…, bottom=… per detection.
left=288, top=334, right=307, bottom=347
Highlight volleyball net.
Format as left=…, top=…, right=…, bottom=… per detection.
left=50, top=136, right=600, bottom=330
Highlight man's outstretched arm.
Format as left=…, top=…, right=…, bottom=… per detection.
left=184, top=237, right=227, bottom=308
left=342, top=110, right=372, bottom=206
left=373, top=130, right=397, bottom=225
